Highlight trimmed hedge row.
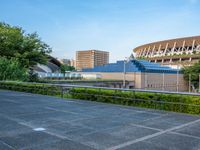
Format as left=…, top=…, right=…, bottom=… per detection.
left=0, top=81, right=62, bottom=97
left=70, top=88, right=200, bottom=115
left=0, top=81, right=200, bottom=115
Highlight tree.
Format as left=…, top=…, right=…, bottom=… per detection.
left=0, top=22, right=52, bottom=68
left=28, top=69, right=39, bottom=82
left=0, top=22, right=52, bottom=82
left=0, top=23, right=23, bottom=58
left=0, top=57, right=28, bottom=81
left=182, top=61, right=200, bottom=89
left=60, top=64, right=75, bottom=77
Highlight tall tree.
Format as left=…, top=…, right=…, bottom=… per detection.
left=0, top=22, right=52, bottom=68
left=182, top=61, right=200, bottom=89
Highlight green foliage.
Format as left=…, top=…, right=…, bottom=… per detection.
left=182, top=61, right=200, bottom=88
left=0, top=23, right=23, bottom=57
left=0, top=81, right=61, bottom=97
left=28, top=69, right=39, bottom=82
left=0, top=57, right=28, bottom=81
left=60, top=64, right=75, bottom=73
left=0, top=22, right=52, bottom=68
left=70, top=88, right=200, bottom=115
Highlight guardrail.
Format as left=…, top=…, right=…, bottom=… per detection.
left=0, top=81, right=200, bottom=114
left=1, top=81, right=200, bottom=96
left=59, top=84, right=200, bottom=96
left=23, top=82, right=200, bottom=96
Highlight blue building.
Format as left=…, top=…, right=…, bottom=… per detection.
left=83, top=59, right=179, bottom=74
left=81, top=59, right=187, bottom=92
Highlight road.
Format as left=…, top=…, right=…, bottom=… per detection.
left=0, top=90, right=200, bottom=150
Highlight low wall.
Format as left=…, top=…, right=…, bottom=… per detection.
left=141, top=72, right=188, bottom=92
left=79, top=72, right=188, bottom=92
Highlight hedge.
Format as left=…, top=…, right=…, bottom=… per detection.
left=69, top=88, right=200, bottom=115
left=0, top=81, right=62, bottom=97
left=0, top=81, right=200, bottom=115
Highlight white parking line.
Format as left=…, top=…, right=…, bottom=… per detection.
left=108, top=118, right=200, bottom=150
left=33, top=128, right=46, bottom=131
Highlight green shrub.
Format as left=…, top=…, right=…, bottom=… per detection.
left=0, top=57, right=28, bottom=81
left=69, top=88, right=200, bottom=115
left=0, top=81, right=61, bottom=97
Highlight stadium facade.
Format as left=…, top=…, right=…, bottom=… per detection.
left=33, top=56, right=61, bottom=77
left=133, top=36, right=200, bottom=68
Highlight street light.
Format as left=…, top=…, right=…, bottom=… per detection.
left=176, top=65, right=179, bottom=93
left=123, top=57, right=128, bottom=88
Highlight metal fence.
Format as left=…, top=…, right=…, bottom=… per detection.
left=0, top=82, right=200, bottom=114
left=49, top=84, right=200, bottom=114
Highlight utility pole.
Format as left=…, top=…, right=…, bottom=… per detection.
left=123, top=58, right=128, bottom=88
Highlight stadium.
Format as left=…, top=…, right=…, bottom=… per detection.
left=133, top=36, right=200, bottom=68
left=33, top=56, right=61, bottom=77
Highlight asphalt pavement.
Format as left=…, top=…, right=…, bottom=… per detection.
left=0, top=90, right=200, bottom=150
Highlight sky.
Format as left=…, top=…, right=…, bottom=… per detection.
left=0, top=0, right=200, bottom=62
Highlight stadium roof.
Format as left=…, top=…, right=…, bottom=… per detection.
left=82, top=59, right=179, bottom=74
left=134, top=35, right=200, bottom=52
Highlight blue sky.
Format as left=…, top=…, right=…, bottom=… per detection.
left=0, top=0, right=200, bottom=62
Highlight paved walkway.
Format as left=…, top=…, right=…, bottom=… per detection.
left=0, top=90, right=200, bottom=150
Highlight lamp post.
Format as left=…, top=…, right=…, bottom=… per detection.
left=123, top=58, right=128, bottom=88
left=176, top=65, right=179, bottom=92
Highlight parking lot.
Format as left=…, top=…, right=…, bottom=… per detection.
left=0, top=90, right=200, bottom=150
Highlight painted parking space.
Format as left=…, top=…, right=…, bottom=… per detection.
left=0, top=90, right=200, bottom=150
